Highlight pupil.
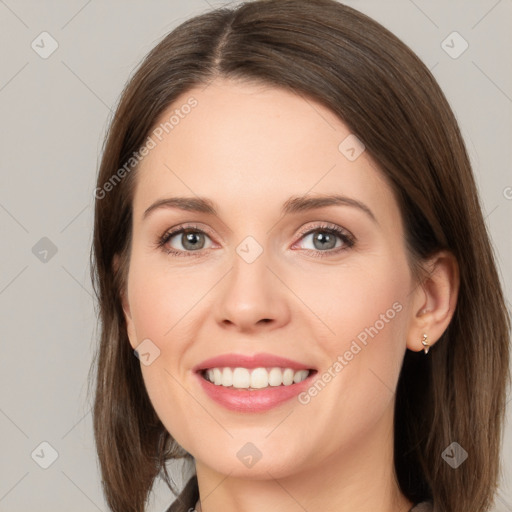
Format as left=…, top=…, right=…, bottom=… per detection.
left=314, top=232, right=335, bottom=250
left=183, top=231, right=204, bottom=250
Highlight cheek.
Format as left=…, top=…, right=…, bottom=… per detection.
left=126, top=257, right=217, bottom=450
left=304, top=251, right=410, bottom=347
left=296, top=256, right=410, bottom=438
left=128, top=256, right=204, bottom=346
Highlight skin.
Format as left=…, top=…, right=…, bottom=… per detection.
left=121, top=78, right=458, bottom=512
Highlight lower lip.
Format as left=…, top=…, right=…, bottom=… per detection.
left=195, top=372, right=315, bottom=412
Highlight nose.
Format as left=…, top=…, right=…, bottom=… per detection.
left=214, top=246, right=291, bottom=333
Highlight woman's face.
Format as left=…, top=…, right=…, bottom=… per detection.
left=122, top=78, right=419, bottom=479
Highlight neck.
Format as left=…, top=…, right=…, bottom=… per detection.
left=194, top=406, right=413, bottom=512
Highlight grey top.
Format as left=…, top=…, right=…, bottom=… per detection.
left=410, top=502, right=434, bottom=512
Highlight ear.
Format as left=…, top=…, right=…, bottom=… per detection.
left=406, top=250, right=459, bottom=353
left=113, top=254, right=137, bottom=350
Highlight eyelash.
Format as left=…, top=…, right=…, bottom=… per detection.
left=155, top=222, right=356, bottom=259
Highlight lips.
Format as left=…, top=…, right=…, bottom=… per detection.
left=193, top=353, right=316, bottom=412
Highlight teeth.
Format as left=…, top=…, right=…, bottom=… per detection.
left=268, top=367, right=283, bottom=386
left=294, top=370, right=307, bottom=383
left=222, top=367, right=233, bottom=387
left=232, top=368, right=250, bottom=388
left=250, top=367, right=268, bottom=389
left=283, top=368, right=294, bottom=386
left=203, top=367, right=310, bottom=389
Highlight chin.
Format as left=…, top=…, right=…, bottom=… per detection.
left=187, top=431, right=315, bottom=481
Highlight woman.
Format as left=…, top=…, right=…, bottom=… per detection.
left=90, top=1, right=510, bottom=511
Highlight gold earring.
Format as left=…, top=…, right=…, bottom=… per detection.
left=421, top=333, right=430, bottom=354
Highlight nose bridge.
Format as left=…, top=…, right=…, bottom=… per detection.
left=215, top=234, right=290, bottom=330
left=232, top=239, right=268, bottom=293
left=229, top=235, right=273, bottom=307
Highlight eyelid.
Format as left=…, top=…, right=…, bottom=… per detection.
left=161, top=222, right=217, bottom=241
left=294, top=221, right=353, bottom=241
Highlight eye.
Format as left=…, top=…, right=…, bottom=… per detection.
left=293, top=222, right=355, bottom=257
left=156, top=222, right=355, bottom=258
left=157, top=224, right=214, bottom=256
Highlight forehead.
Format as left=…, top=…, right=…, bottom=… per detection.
left=132, top=78, right=398, bottom=223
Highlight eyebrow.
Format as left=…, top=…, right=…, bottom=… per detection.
left=143, top=194, right=377, bottom=223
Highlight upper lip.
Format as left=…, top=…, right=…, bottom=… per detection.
left=193, top=353, right=315, bottom=372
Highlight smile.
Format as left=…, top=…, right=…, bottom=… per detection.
left=193, top=353, right=317, bottom=412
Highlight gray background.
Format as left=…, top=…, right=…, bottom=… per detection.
left=0, top=1, right=511, bottom=511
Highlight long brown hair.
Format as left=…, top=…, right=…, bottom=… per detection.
left=90, top=1, right=510, bottom=511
